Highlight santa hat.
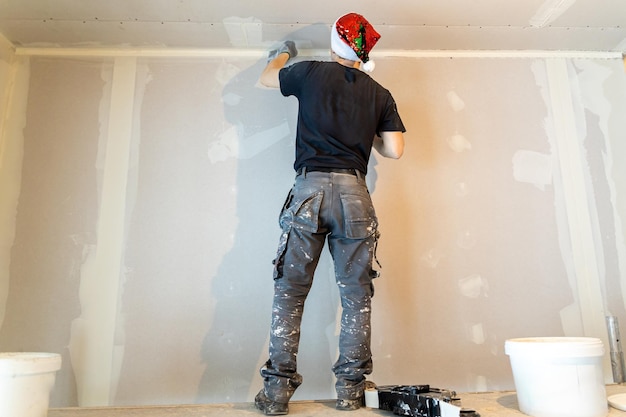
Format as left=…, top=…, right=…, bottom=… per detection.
left=330, top=12, right=381, bottom=72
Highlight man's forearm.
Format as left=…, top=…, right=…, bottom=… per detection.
left=373, top=132, right=404, bottom=159
left=260, top=53, right=289, bottom=88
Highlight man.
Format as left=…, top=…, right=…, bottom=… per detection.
left=255, top=12, right=406, bottom=415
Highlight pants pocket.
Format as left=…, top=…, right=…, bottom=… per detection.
left=280, top=191, right=323, bottom=232
left=273, top=190, right=324, bottom=279
left=339, top=192, right=378, bottom=239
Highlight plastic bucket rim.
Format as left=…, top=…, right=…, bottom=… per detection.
left=0, top=352, right=62, bottom=375
left=505, top=337, right=604, bottom=357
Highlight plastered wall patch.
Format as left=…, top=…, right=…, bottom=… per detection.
left=530, top=0, right=577, bottom=27
left=208, top=125, right=239, bottom=163
left=223, top=16, right=263, bottom=47
left=468, top=323, right=485, bottom=344
left=420, top=249, right=444, bottom=269
left=208, top=121, right=290, bottom=163
left=573, top=60, right=612, bottom=127
left=447, top=134, right=472, bottom=152
left=70, top=57, right=137, bottom=406
left=216, top=61, right=242, bottom=86
left=458, top=274, right=489, bottom=298
left=572, top=58, right=626, bottom=316
left=512, top=150, right=552, bottom=190
left=473, top=376, right=488, bottom=392
left=447, top=91, right=466, bottom=112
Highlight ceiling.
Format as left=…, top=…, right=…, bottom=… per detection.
left=0, top=0, right=625, bottom=53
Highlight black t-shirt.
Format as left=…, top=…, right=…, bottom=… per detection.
left=279, top=61, right=405, bottom=175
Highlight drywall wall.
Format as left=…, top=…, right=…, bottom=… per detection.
left=0, top=51, right=625, bottom=407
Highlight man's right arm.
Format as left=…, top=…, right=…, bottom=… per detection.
left=259, top=41, right=298, bottom=89
left=373, top=131, right=404, bottom=159
left=260, top=53, right=290, bottom=89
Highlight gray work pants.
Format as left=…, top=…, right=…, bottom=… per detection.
left=261, top=170, right=380, bottom=403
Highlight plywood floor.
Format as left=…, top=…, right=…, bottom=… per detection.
left=49, top=385, right=626, bottom=417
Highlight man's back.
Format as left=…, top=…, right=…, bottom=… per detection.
left=279, top=60, right=405, bottom=173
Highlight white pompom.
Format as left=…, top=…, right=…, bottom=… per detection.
left=362, top=60, right=376, bottom=72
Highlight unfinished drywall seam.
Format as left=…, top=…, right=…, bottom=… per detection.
left=0, top=55, right=29, bottom=330
left=68, top=57, right=136, bottom=406
left=545, top=58, right=611, bottom=372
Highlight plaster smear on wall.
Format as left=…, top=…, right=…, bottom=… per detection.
left=569, top=59, right=611, bottom=312
left=69, top=61, right=114, bottom=406
left=216, top=61, right=242, bottom=86
left=109, top=62, right=149, bottom=404
left=534, top=58, right=615, bottom=356
left=223, top=17, right=263, bottom=48
left=69, top=57, right=139, bottom=406
left=447, top=134, right=471, bottom=153
left=209, top=60, right=291, bottom=163
left=0, top=56, right=29, bottom=329
left=572, top=59, right=626, bottom=313
left=471, top=375, right=488, bottom=392
left=208, top=122, right=290, bottom=163
left=529, top=0, right=577, bottom=28
left=512, top=150, right=552, bottom=190
left=420, top=249, right=444, bottom=269
left=531, top=59, right=583, bottom=336
left=467, top=323, right=485, bottom=345
left=446, top=91, right=466, bottom=112
left=446, top=91, right=471, bottom=152
left=458, top=274, right=489, bottom=298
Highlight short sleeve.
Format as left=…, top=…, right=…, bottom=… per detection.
left=279, top=61, right=312, bottom=98
left=378, top=94, right=406, bottom=133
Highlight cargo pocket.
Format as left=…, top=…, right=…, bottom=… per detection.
left=340, top=192, right=381, bottom=289
left=272, top=191, right=324, bottom=279
left=339, top=192, right=378, bottom=239
left=283, top=191, right=323, bottom=232
left=367, top=228, right=382, bottom=297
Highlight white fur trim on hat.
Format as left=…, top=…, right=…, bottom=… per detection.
left=361, top=60, right=375, bottom=72
left=330, top=19, right=359, bottom=62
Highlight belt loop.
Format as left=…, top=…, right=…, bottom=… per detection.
left=302, top=166, right=307, bottom=178
left=356, top=169, right=363, bottom=181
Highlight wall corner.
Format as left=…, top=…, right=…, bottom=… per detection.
left=0, top=32, right=15, bottom=63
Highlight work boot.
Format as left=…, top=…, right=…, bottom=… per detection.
left=255, top=389, right=289, bottom=415
left=336, top=396, right=364, bottom=411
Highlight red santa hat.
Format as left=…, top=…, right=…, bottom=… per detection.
left=330, top=12, right=381, bottom=72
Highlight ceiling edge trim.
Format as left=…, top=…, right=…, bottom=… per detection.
left=14, top=47, right=622, bottom=59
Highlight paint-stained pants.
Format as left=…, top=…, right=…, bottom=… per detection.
left=261, top=170, right=380, bottom=403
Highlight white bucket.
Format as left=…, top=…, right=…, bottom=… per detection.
left=505, top=337, right=608, bottom=417
left=0, top=352, right=62, bottom=417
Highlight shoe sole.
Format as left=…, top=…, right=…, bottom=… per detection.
left=255, top=394, right=289, bottom=415
left=255, top=404, right=288, bottom=416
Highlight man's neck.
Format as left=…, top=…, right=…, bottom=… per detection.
left=330, top=51, right=360, bottom=69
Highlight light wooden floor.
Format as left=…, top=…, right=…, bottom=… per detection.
left=49, top=385, right=626, bottom=416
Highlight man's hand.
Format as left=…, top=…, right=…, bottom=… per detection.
left=260, top=41, right=298, bottom=89
left=267, top=41, right=298, bottom=62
